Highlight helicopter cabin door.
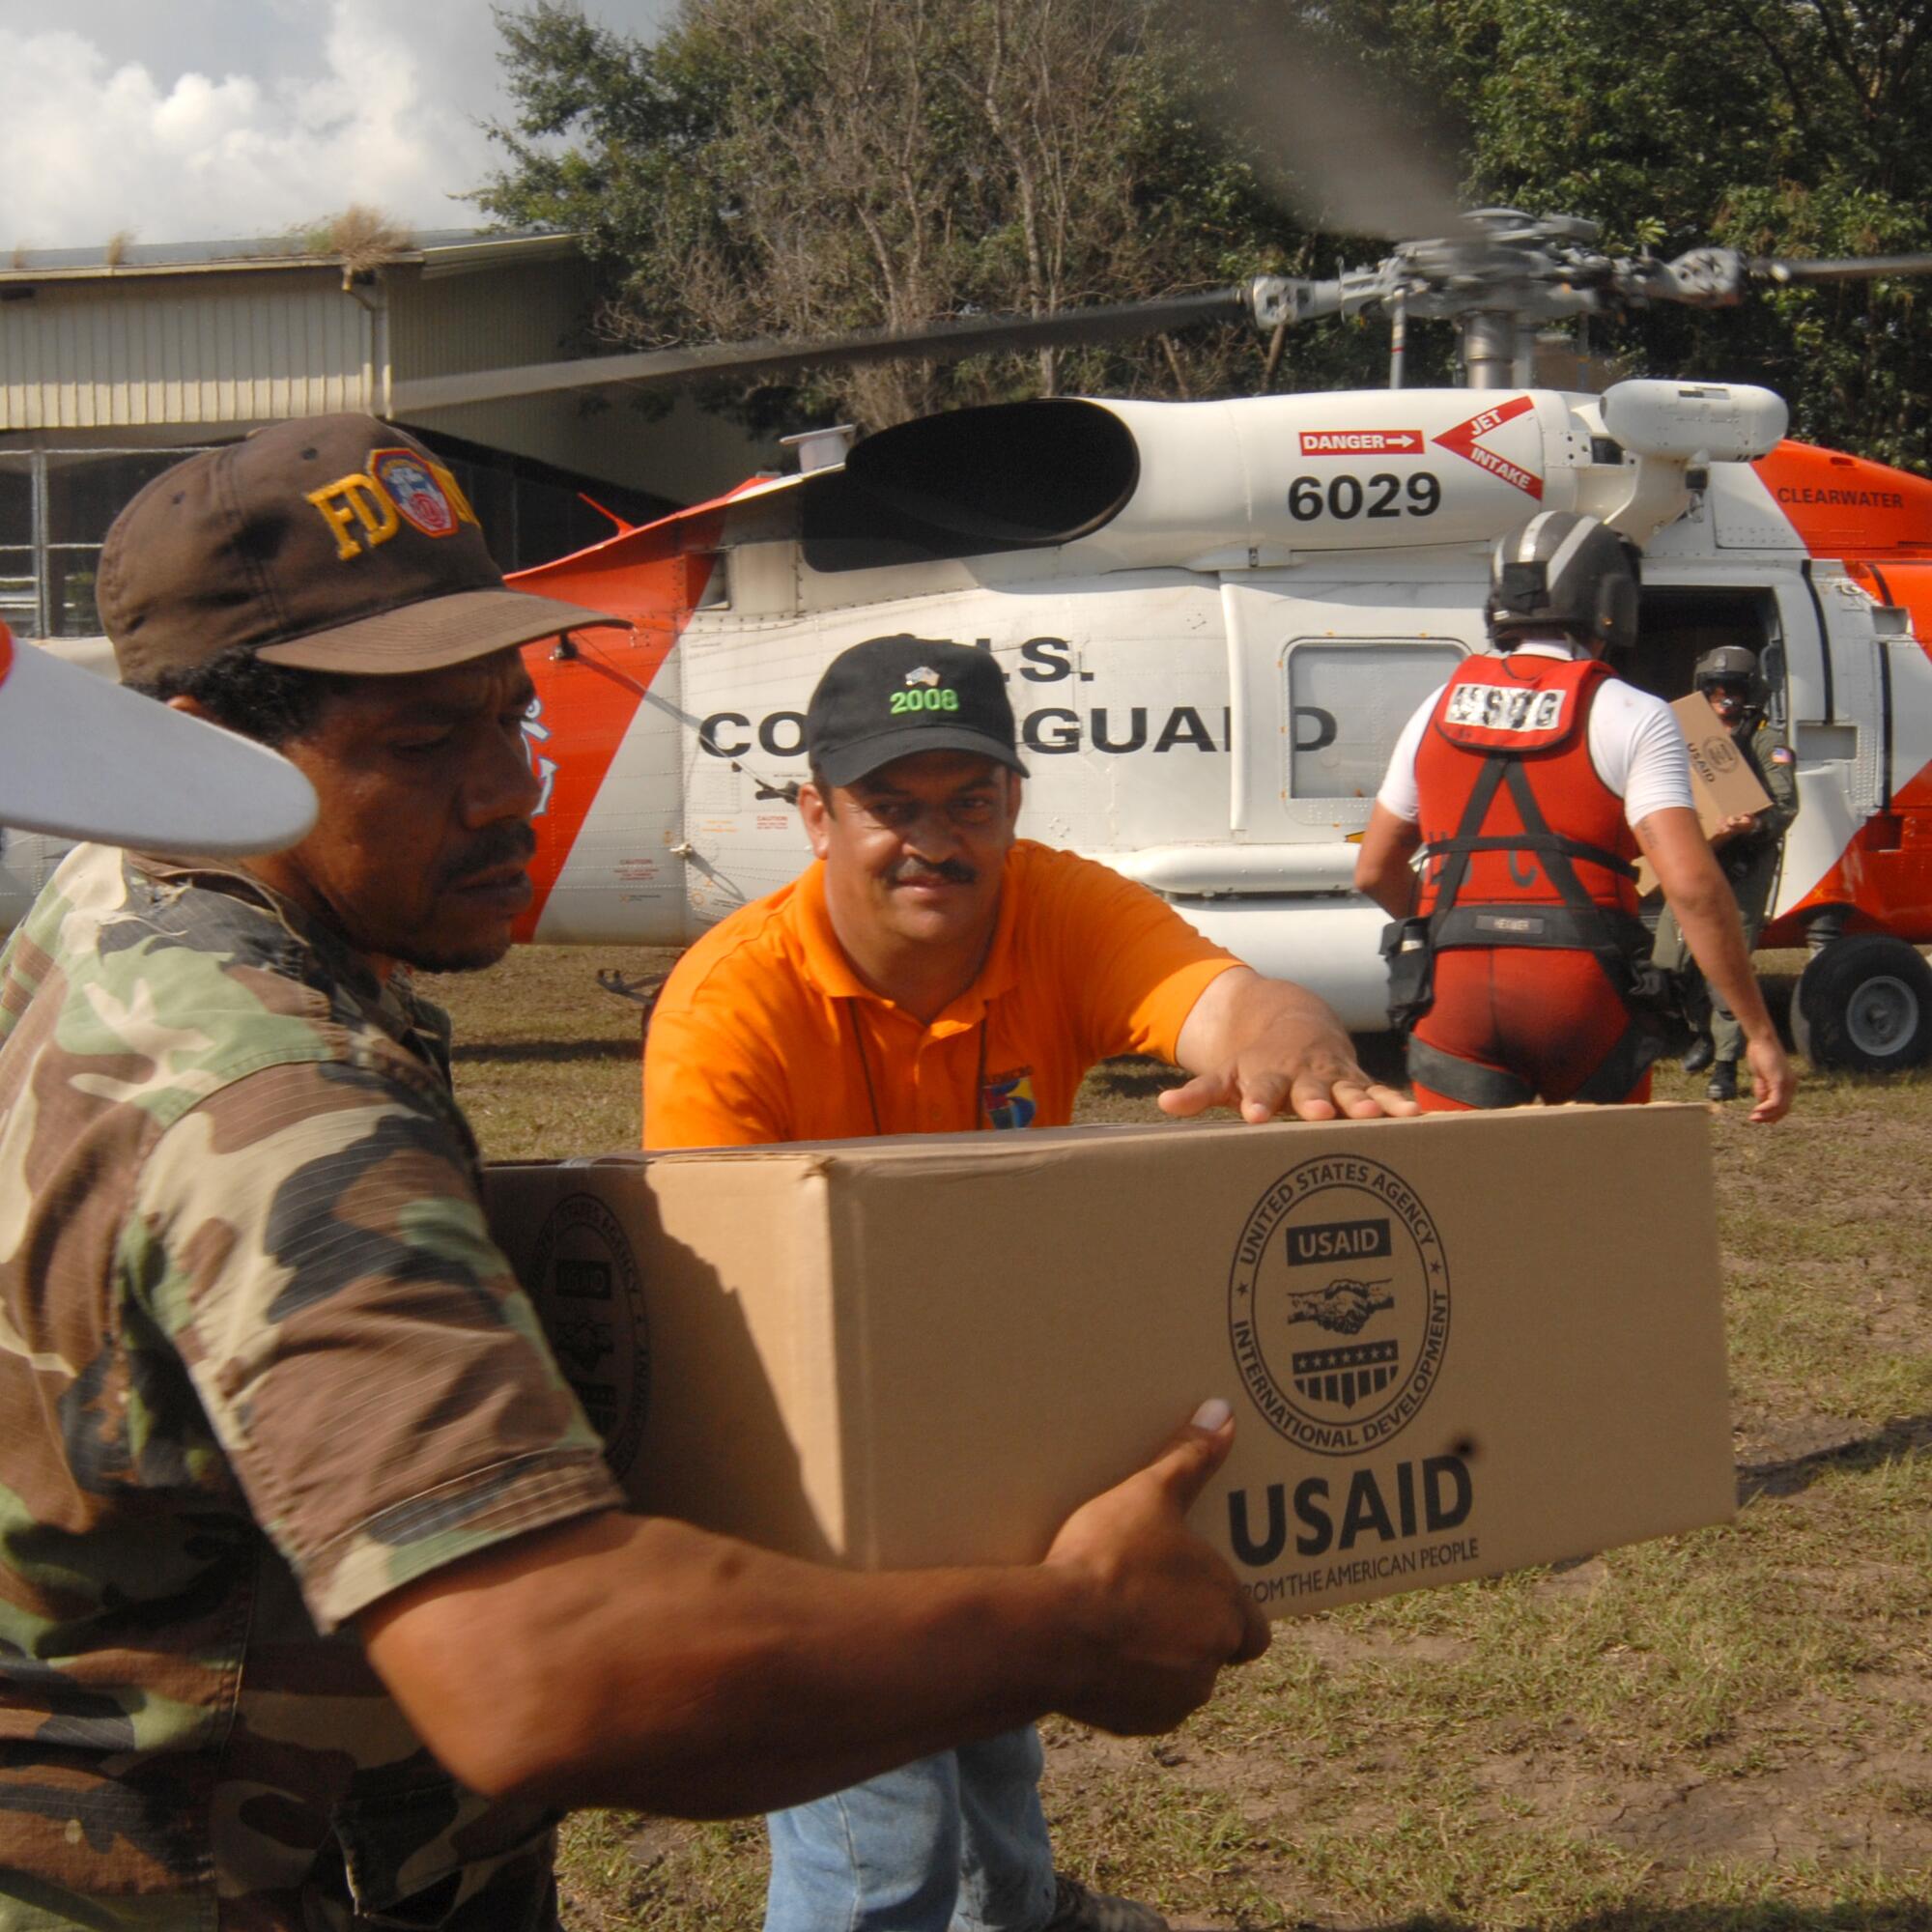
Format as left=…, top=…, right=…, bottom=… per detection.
left=1219, top=578, right=1472, bottom=853
left=1169, top=579, right=1472, bottom=1025
left=1770, top=565, right=1887, bottom=922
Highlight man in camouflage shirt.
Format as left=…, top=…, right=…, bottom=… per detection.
left=0, top=415, right=1268, bottom=1930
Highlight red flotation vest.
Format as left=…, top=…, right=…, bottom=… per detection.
left=1412, top=652, right=1642, bottom=948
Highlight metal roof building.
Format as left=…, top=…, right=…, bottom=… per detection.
left=0, top=229, right=775, bottom=637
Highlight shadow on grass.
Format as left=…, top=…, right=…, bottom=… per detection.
left=1736, top=1412, right=1932, bottom=1502
left=453, top=1037, right=641, bottom=1065
left=1358, top=1910, right=1927, bottom=1931
left=1090, top=1058, right=1185, bottom=1100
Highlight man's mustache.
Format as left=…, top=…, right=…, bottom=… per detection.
left=887, top=857, right=978, bottom=887
left=441, top=821, right=537, bottom=889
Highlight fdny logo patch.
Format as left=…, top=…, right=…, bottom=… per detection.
left=305, top=451, right=479, bottom=560
left=371, top=448, right=460, bottom=537
left=1444, top=684, right=1566, bottom=734
left=982, top=1067, right=1037, bottom=1129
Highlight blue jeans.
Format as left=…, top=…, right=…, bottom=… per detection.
left=764, top=1723, right=1056, bottom=1932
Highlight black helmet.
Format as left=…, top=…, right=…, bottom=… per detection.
left=1486, top=511, right=1641, bottom=657
left=1693, top=644, right=1769, bottom=716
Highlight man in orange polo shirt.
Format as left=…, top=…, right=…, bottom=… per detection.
left=645, top=637, right=1409, bottom=1932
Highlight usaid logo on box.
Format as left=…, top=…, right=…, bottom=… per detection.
left=530, top=1193, right=652, bottom=1477
left=1228, top=1156, right=1450, bottom=1456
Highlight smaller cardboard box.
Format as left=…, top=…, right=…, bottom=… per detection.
left=1634, top=693, right=1775, bottom=895
left=485, top=1106, right=1735, bottom=1620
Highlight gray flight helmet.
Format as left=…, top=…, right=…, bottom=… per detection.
left=1486, top=511, right=1642, bottom=657
left=1693, top=643, right=1770, bottom=717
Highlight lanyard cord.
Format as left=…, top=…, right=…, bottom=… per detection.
left=846, top=1004, right=988, bottom=1134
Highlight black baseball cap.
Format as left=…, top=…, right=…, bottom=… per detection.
left=806, top=637, right=1027, bottom=786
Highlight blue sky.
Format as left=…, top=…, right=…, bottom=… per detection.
left=0, top=0, right=677, bottom=249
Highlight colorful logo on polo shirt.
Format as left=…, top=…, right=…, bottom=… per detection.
left=982, top=1067, right=1037, bottom=1129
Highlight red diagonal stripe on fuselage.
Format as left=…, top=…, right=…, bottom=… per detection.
left=506, top=506, right=726, bottom=938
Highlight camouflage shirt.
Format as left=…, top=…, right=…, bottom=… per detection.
left=0, top=846, right=623, bottom=1930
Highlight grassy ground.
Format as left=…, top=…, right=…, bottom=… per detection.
left=425, top=949, right=1932, bottom=1931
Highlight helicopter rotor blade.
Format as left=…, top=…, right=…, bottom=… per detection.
left=1757, top=252, right=1932, bottom=285
left=1188, top=7, right=1467, bottom=242
left=391, top=289, right=1254, bottom=412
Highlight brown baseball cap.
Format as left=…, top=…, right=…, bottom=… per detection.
left=99, top=413, right=625, bottom=682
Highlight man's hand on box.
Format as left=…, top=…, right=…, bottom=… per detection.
left=1042, top=1400, right=1269, bottom=1736
left=1168, top=970, right=1416, bottom=1122
left=1161, top=1039, right=1416, bottom=1124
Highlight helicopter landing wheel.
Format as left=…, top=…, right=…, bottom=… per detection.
left=1792, top=934, right=1932, bottom=1073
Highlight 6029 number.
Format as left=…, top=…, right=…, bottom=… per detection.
left=1288, top=472, right=1442, bottom=521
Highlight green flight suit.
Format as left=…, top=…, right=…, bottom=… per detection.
left=1652, top=717, right=1801, bottom=1062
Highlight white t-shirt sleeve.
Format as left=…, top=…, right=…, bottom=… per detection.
left=1587, top=681, right=1695, bottom=826
left=1377, top=669, right=1692, bottom=829
left=1375, top=687, right=1446, bottom=824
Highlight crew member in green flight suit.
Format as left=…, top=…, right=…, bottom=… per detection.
left=1655, top=645, right=1801, bottom=1101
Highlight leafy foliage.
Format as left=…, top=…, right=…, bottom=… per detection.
left=478, top=0, right=1932, bottom=463
left=476, top=0, right=1396, bottom=428
left=1307, top=0, right=1932, bottom=467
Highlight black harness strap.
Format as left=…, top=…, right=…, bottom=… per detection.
left=1406, top=1037, right=1535, bottom=1109
left=1418, top=726, right=1660, bottom=1105
left=1498, top=762, right=1628, bottom=970
left=1426, top=756, right=1638, bottom=966
left=1422, top=752, right=1511, bottom=925
left=1570, top=1021, right=1664, bottom=1104
left=1427, top=830, right=1637, bottom=878
left=1432, top=903, right=1638, bottom=952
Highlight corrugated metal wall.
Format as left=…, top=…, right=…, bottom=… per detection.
left=386, top=260, right=597, bottom=475
left=0, top=271, right=373, bottom=429
left=0, top=252, right=776, bottom=501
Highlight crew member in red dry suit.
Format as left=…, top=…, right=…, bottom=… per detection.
left=1355, top=510, right=1794, bottom=1122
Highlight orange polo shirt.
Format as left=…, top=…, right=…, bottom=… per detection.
left=643, top=839, right=1239, bottom=1149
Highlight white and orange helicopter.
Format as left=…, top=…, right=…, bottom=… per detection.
left=14, top=211, right=1932, bottom=1070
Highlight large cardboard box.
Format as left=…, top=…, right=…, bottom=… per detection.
left=485, top=1106, right=1734, bottom=1619
left=1634, top=693, right=1775, bottom=895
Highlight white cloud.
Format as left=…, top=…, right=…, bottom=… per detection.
left=0, top=0, right=677, bottom=250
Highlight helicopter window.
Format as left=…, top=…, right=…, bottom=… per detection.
left=1626, top=587, right=1782, bottom=723
left=1286, top=640, right=1465, bottom=800
left=800, top=399, right=1139, bottom=573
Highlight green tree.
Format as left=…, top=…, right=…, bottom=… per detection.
left=476, top=0, right=1399, bottom=431
left=479, top=0, right=1932, bottom=463
left=1295, top=0, right=1932, bottom=466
